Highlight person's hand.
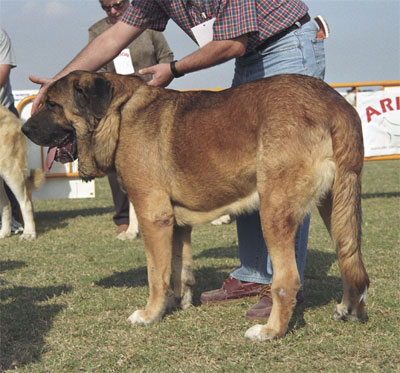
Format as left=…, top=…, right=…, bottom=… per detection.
left=139, top=63, right=174, bottom=87
left=29, top=75, right=55, bottom=114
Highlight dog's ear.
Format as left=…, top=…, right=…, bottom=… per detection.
left=73, top=75, right=113, bottom=123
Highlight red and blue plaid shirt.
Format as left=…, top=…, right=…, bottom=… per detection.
left=121, top=0, right=308, bottom=51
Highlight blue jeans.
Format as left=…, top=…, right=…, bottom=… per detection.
left=230, top=19, right=326, bottom=288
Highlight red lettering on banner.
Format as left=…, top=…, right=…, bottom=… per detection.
left=366, top=106, right=381, bottom=122
left=380, top=98, right=394, bottom=113
left=365, top=96, right=400, bottom=122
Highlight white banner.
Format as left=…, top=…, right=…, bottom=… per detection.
left=356, top=89, right=400, bottom=157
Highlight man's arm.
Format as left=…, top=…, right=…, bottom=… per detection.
left=0, top=64, right=12, bottom=87
left=31, top=21, right=144, bottom=113
left=139, top=34, right=248, bottom=87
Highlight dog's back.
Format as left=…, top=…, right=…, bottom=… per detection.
left=0, top=104, right=28, bottom=176
left=127, top=75, right=362, bottom=227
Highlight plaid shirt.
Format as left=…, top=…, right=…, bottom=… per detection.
left=121, top=0, right=308, bottom=51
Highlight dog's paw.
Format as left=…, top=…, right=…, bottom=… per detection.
left=20, top=232, right=36, bottom=241
left=245, top=324, right=278, bottom=341
left=0, top=227, right=11, bottom=239
left=127, top=310, right=154, bottom=325
left=117, top=230, right=139, bottom=241
left=333, top=303, right=368, bottom=322
left=0, top=231, right=11, bottom=239
left=333, top=303, right=349, bottom=321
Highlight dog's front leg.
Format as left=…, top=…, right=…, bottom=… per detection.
left=128, top=207, right=175, bottom=325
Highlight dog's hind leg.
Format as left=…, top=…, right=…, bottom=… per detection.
left=323, top=170, right=369, bottom=322
left=245, top=196, right=301, bottom=341
left=172, top=225, right=195, bottom=310
left=0, top=179, right=12, bottom=239
left=244, top=150, right=334, bottom=340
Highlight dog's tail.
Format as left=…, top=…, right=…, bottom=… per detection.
left=26, top=168, right=45, bottom=192
left=318, top=99, right=369, bottom=318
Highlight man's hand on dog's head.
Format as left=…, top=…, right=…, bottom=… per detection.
left=139, top=63, right=174, bottom=88
left=29, top=75, right=55, bottom=114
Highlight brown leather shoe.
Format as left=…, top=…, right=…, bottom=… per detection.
left=245, top=285, right=304, bottom=321
left=116, top=224, right=129, bottom=234
left=200, top=276, right=265, bottom=305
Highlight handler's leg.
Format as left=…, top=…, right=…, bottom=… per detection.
left=202, top=18, right=325, bottom=311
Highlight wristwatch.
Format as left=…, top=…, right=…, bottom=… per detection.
left=170, top=60, right=185, bottom=78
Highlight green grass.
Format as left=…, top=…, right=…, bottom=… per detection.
left=1, top=160, right=399, bottom=372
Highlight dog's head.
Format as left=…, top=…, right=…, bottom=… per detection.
left=22, top=71, right=113, bottom=174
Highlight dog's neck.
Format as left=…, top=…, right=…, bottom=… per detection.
left=76, top=94, right=129, bottom=180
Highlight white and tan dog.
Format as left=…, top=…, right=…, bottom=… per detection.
left=0, top=105, right=44, bottom=240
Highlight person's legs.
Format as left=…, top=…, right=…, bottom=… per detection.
left=232, top=213, right=310, bottom=286
left=201, top=19, right=325, bottom=307
left=233, top=18, right=325, bottom=281
left=108, top=172, right=129, bottom=231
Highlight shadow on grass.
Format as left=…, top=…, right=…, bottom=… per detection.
left=0, top=260, right=72, bottom=371
left=0, top=261, right=26, bottom=285
left=94, top=245, right=342, bottom=312
left=95, top=266, right=148, bottom=288
left=303, top=248, right=342, bottom=308
left=94, top=247, right=238, bottom=292
left=34, top=207, right=113, bottom=234
left=362, top=192, right=400, bottom=199
left=194, top=245, right=238, bottom=260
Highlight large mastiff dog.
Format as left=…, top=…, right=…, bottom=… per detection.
left=22, top=71, right=369, bottom=341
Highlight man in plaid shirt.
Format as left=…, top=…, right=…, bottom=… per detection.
left=31, top=0, right=327, bottom=321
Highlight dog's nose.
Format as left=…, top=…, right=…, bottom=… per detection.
left=21, top=123, right=30, bottom=136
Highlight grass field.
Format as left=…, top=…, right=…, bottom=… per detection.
left=1, top=160, right=399, bottom=372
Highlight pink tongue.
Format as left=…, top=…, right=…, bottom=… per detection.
left=45, top=147, right=57, bottom=172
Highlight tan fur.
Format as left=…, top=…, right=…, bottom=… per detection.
left=22, top=72, right=369, bottom=340
left=0, top=105, right=45, bottom=240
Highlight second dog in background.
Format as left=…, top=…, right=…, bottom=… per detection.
left=0, top=104, right=45, bottom=240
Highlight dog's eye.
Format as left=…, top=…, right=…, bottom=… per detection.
left=46, top=100, right=61, bottom=110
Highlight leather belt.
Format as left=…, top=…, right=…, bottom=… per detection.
left=254, top=13, right=311, bottom=52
